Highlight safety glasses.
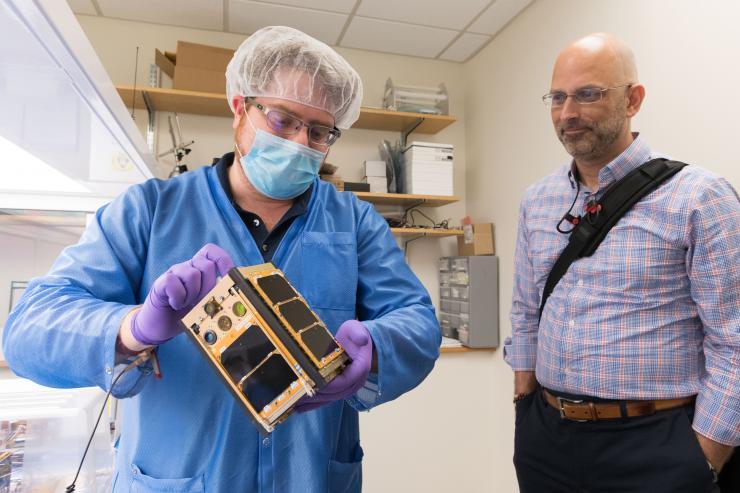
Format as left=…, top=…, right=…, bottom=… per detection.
left=245, top=97, right=341, bottom=147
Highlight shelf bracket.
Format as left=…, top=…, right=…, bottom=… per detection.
left=400, top=117, right=425, bottom=149
left=141, top=90, right=156, bottom=152
left=139, top=63, right=161, bottom=152
left=402, top=233, right=425, bottom=260
left=403, top=199, right=426, bottom=213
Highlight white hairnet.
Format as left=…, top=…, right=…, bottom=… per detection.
left=226, top=26, right=363, bottom=129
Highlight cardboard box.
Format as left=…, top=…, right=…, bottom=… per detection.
left=155, top=41, right=234, bottom=94
left=457, top=223, right=495, bottom=256
left=155, top=49, right=176, bottom=78
left=363, top=160, right=386, bottom=177
left=363, top=176, right=387, bottom=193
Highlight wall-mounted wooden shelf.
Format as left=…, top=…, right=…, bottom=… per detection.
left=354, top=107, right=456, bottom=134
left=115, top=85, right=456, bottom=133
left=118, top=85, right=229, bottom=117
left=353, top=192, right=459, bottom=208
left=391, top=227, right=462, bottom=237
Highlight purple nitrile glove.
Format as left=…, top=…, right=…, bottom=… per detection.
left=294, top=320, right=373, bottom=413
left=130, top=244, right=235, bottom=346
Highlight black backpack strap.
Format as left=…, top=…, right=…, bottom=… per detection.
left=538, top=158, right=688, bottom=320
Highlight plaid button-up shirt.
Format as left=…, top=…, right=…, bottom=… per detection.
left=504, top=135, right=740, bottom=446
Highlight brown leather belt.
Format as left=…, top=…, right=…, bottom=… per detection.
left=542, top=389, right=695, bottom=422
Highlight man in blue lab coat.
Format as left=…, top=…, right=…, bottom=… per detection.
left=3, top=26, right=440, bottom=492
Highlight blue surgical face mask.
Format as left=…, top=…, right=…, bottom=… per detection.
left=236, top=119, right=326, bottom=200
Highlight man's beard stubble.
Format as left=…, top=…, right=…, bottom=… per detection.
left=557, top=101, right=626, bottom=162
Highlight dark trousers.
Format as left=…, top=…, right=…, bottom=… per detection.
left=513, top=389, right=722, bottom=493
left=718, top=451, right=740, bottom=492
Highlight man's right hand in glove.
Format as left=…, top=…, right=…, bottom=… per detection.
left=118, top=244, right=235, bottom=353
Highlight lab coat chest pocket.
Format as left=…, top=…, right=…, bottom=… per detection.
left=301, top=232, right=357, bottom=311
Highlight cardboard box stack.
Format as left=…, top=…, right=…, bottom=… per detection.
left=362, top=160, right=387, bottom=193
left=402, top=142, right=453, bottom=196
left=155, top=41, right=234, bottom=94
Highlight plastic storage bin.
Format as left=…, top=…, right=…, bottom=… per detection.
left=0, top=378, right=114, bottom=492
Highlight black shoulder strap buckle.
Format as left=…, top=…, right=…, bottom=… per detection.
left=538, top=158, right=688, bottom=321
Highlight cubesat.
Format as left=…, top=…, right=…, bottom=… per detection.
left=181, top=263, right=348, bottom=434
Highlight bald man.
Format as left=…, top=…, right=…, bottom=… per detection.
left=504, top=33, right=739, bottom=492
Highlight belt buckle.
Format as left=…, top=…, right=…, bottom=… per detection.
left=556, top=396, right=588, bottom=422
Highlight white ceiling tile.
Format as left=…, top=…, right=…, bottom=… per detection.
left=439, top=32, right=490, bottom=62
left=66, top=0, right=97, bottom=16
left=247, top=0, right=356, bottom=14
left=229, top=1, right=347, bottom=45
left=96, top=0, right=223, bottom=31
left=356, top=0, right=489, bottom=30
left=468, top=0, right=532, bottom=35
left=341, top=17, right=458, bottom=59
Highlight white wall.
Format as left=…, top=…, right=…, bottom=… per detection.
left=464, top=1, right=740, bottom=491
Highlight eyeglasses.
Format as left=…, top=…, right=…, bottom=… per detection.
left=244, top=97, right=341, bottom=147
left=542, top=84, right=632, bottom=108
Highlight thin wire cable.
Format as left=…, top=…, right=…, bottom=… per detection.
left=130, top=46, right=140, bottom=120
left=556, top=179, right=581, bottom=234
left=408, top=208, right=449, bottom=229
left=65, top=350, right=152, bottom=492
